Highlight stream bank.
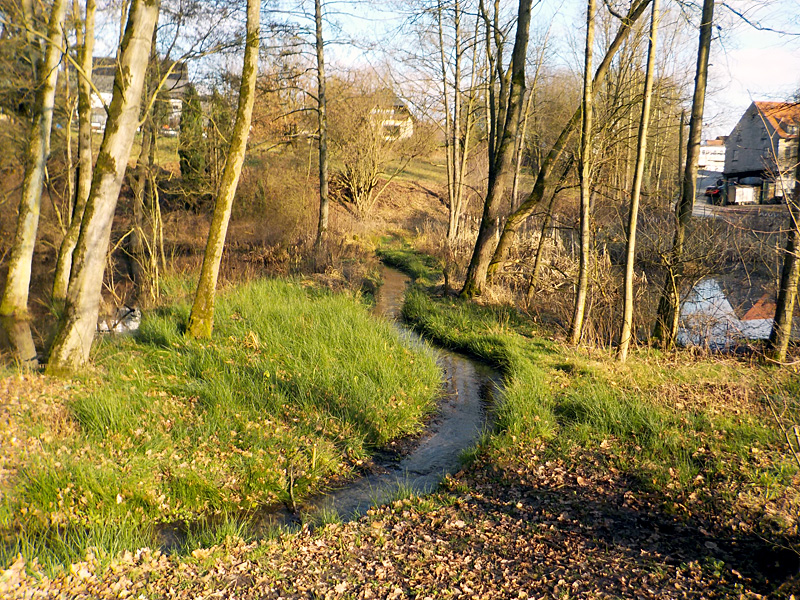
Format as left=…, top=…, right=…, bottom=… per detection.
left=271, top=266, right=501, bottom=522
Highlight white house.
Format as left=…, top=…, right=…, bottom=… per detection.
left=698, top=137, right=727, bottom=172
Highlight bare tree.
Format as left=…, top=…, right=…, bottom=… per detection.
left=187, top=0, right=260, bottom=338
left=480, top=0, right=652, bottom=294
left=652, top=0, right=715, bottom=347
left=0, top=0, right=67, bottom=365
left=314, top=0, right=329, bottom=249
left=46, top=0, right=160, bottom=371
left=768, top=159, right=800, bottom=363
left=618, top=0, right=660, bottom=361
left=569, top=0, right=596, bottom=345
left=460, top=0, right=532, bottom=297
left=52, top=0, right=96, bottom=306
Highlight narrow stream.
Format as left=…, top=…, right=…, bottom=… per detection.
left=161, top=268, right=500, bottom=548
left=303, top=266, right=499, bottom=520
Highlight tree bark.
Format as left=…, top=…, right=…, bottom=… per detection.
left=314, top=0, right=329, bottom=249
left=187, top=0, right=260, bottom=338
left=0, top=0, right=67, bottom=365
left=484, top=0, right=652, bottom=286
left=53, top=0, right=96, bottom=305
left=129, top=20, right=160, bottom=305
left=568, top=0, right=596, bottom=346
left=460, top=0, right=532, bottom=298
left=652, top=0, right=714, bottom=347
left=46, top=0, right=160, bottom=372
left=768, top=164, right=800, bottom=363
left=618, top=0, right=660, bottom=362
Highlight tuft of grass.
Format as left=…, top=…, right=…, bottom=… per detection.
left=2, top=278, right=440, bottom=571
left=378, top=247, right=443, bottom=285
left=400, top=286, right=794, bottom=498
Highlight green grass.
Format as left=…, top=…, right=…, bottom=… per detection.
left=1, top=278, right=440, bottom=571
left=378, top=246, right=443, bottom=285
left=401, top=287, right=795, bottom=495
left=389, top=156, right=448, bottom=186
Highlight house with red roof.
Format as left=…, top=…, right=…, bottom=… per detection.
left=723, top=101, right=800, bottom=203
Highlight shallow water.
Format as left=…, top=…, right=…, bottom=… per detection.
left=159, top=268, right=500, bottom=548
left=303, top=266, right=499, bottom=520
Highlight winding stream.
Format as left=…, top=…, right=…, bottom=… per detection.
left=302, top=266, right=500, bottom=520
left=162, top=268, right=500, bottom=547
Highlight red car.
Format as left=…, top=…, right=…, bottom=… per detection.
left=704, top=186, right=723, bottom=205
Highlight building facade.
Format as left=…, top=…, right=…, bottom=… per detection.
left=724, top=101, right=799, bottom=202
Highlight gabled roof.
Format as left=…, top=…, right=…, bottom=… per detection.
left=754, top=101, right=800, bottom=139
left=741, top=294, right=776, bottom=321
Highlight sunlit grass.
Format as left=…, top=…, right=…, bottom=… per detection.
left=1, top=278, right=440, bottom=571
left=400, top=286, right=795, bottom=496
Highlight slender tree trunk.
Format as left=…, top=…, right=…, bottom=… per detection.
left=652, top=0, right=714, bottom=347
left=130, top=21, right=159, bottom=304
left=485, top=0, right=652, bottom=285
left=53, top=0, right=96, bottom=304
left=510, top=89, right=533, bottom=211
left=187, top=0, right=260, bottom=338
left=314, top=0, right=329, bottom=249
left=677, top=109, right=685, bottom=199
left=0, top=0, right=67, bottom=365
left=46, top=0, right=160, bottom=372
left=569, top=0, right=596, bottom=346
left=768, top=164, right=800, bottom=362
left=460, top=0, right=532, bottom=297
left=618, top=0, right=660, bottom=362
left=450, top=0, right=463, bottom=241
left=438, top=0, right=457, bottom=241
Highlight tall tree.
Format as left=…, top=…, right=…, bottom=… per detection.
left=46, top=0, right=161, bottom=371
left=0, top=0, right=67, bottom=365
left=460, top=0, right=532, bottom=298
left=187, top=0, right=260, bottom=338
left=314, top=0, right=329, bottom=249
left=618, top=0, right=660, bottom=361
left=475, top=0, right=652, bottom=296
left=568, top=0, right=596, bottom=346
left=52, top=0, right=96, bottom=305
left=652, top=0, right=715, bottom=347
left=768, top=159, right=800, bottom=363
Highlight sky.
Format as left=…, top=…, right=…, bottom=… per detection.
left=92, top=0, right=800, bottom=140
left=343, top=0, right=800, bottom=141
left=705, top=1, right=800, bottom=137
left=517, top=0, right=800, bottom=139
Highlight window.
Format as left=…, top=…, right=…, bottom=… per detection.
left=732, top=149, right=739, bottom=161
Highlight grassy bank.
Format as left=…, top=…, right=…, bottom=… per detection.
left=401, top=287, right=799, bottom=523
left=0, top=278, right=440, bottom=571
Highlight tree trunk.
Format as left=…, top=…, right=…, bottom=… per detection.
left=187, top=0, right=260, bottom=338
left=0, top=0, right=67, bottom=365
left=652, top=0, right=714, bottom=347
left=618, top=0, right=660, bottom=362
left=46, top=0, right=160, bottom=372
left=130, top=21, right=160, bottom=305
left=53, top=0, right=96, bottom=305
left=568, top=0, right=596, bottom=346
left=460, top=0, right=532, bottom=298
left=485, top=0, right=652, bottom=286
left=768, top=165, right=800, bottom=362
left=314, top=0, right=329, bottom=250
left=438, top=0, right=457, bottom=241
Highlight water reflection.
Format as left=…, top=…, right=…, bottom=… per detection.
left=678, top=278, right=778, bottom=349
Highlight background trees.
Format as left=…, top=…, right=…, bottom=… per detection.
left=0, top=0, right=797, bottom=370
